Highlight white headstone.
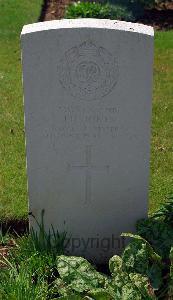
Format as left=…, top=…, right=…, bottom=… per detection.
left=21, top=19, right=154, bottom=263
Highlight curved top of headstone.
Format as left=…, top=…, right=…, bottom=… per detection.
left=21, top=18, right=154, bottom=37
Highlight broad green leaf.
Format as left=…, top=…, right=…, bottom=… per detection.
left=121, top=233, right=163, bottom=290
left=57, top=296, right=83, bottom=300
left=50, top=278, right=74, bottom=297
left=136, top=218, right=173, bottom=259
left=129, top=274, right=156, bottom=299
left=88, top=288, right=112, bottom=299
left=107, top=272, right=155, bottom=300
left=109, top=255, right=122, bottom=276
left=108, top=255, right=156, bottom=299
left=56, top=255, right=107, bottom=293
left=121, top=233, right=162, bottom=262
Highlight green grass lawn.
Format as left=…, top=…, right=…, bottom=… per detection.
left=150, top=31, right=173, bottom=212
left=0, top=0, right=43, bottom=220
left=0, top=1, right=172, bottom=220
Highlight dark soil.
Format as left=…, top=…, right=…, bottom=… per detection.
left=39, top=0, right=73, bottom=21
left=1, top=219, right=29, bottom=235
left=39, top=0, right=173, bottom=30
left=137, top=7, right=173, bottom=30
left=0, top=219, right=28, bottom=268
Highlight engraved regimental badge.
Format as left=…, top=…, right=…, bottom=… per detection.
left=58, top=41, right=118, bottom=101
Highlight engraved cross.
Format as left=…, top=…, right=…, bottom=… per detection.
left=68, top=145, right=109, bottom=203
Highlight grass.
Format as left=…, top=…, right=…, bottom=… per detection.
left=0, top=0, right=43, bottom=220
left=0, top=0, right=172, bottom=220
left=150, top=31, right=173, bottom=212
left=0, top=235, right=54, bottom=299
left=0, top=218, right=67, bottom=299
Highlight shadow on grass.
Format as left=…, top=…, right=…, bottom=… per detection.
left=38, top=0, right=49, bottom=22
